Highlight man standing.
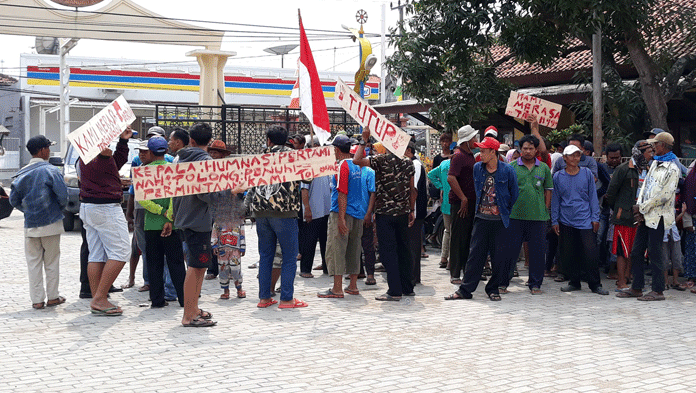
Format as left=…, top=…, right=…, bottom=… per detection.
left=138, top=137, right=186, bottom=308
left=10, top=136, right=68, bottom=309
left=504, top=134, right=552, bottom=295
left=551, top=134, right=599, bottom=179
left=617, top=132, right=680, bottom=301
left=551, top=145, right=609, bottom=295
left=79, top=127, right=133, bottom=315
left=444, top=136, right=518, bottom=301
left=245, top=125, right=307, bottom=309
left=446, top=125, right=479, bottom=284
left=173, top=123, right=218, bottom=326
left=606, top=140, right=653, bottom=291
left=318, top=135, right=364, bottom=298
left=298, top=173, right=331, bottom=278
left=428, top=152, right=452, bottom=269
left=405, top=141, right=427, bottom=285
left=353, top=127, right=416, bottom=301
left=167, top=127, right=189, bottom=161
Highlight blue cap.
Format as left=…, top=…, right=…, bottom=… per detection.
left=147, top=136, right=168, bottom=155
left=331, top=135, right=352, bottom=153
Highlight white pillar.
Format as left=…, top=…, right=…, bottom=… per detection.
left=186, top=50, right=237, bottom=108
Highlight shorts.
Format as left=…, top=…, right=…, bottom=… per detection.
left=182, top=229, right=213, bottom=269
left=663, top=239, right=683, bottom=271
left=612, top=225, right=637, bottom=258
left=80, top=203, right=131, bottom=263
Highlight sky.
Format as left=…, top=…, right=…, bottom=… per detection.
left=0, top=0, right=403, bottom=78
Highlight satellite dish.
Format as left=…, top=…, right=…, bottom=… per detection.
left=35, top=37, right=59, bottom=55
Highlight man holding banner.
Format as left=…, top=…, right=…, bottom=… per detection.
left=79, top=128, right=132, bottom=316
left=353, top=127, right=416, bottom=301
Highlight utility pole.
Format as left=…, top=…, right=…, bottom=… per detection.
left=592, top=29, right=603, bottom=155
left=59, top=38, right=78, bottom=157
left=390, top=0, right=409, bottom=100
left=380, top=3, right=386, bottom=104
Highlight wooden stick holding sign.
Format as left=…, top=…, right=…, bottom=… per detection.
left=67, top=95, right=136, bottom=164
left=132, top=146, right=338, bottom=201
left=333, top=78, right=411, bottom=157
left=504, top=91, right=562, bottom=129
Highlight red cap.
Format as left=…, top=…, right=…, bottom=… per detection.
left=475, top=136, right=501, bottom=152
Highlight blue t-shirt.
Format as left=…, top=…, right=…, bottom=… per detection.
left=359, top=166, right=376, bottom=218
left=330, top=159, right=364, bottom=219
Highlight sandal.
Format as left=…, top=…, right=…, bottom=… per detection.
left=317, top=289, right=344, bottom=298
left=198, top=309, right=213, bottom=320
left=375, top=293, right=401, bottom=301
left=553, top=274, right=566, bottom=282
left=637, top=291, right=665, bottom=301
left=488, top=293, right=502, bottom=301
left=237, top=289, right=246, bottom=298
left=344, top=287, right=360, bottom=296
left=220, top=293, right=230, bottom=300
left=498, top=287, right=509, bottom=294
left=182, top=317, right=217, bottom=327
left=365, top=277, right=377, bottom=285
left=138, top=285, right=150, bottom=292
left=32, top=302, right=45, bottom=309
left=257, top=299, right=278, bottom=308
left=616, top=290, right=642, bottom=298
left=46, top=296, right=66, bottom=307
left=530, top=287, right=543, bottom=295
left=299, top=273, right=314, bottom=278
left=672, top=284, right=687, bottom=291
left=450, top=278, right=462, bottom=285
left=444, top=290, right=472, bottom=300
left=204, top=274, right=216, bottom=280
left=278, top=298, right=308, bottom=309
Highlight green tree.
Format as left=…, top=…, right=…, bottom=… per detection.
left=387, top=0, right=696, bottom=133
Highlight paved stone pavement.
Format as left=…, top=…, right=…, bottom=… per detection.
left=1, top=207, right=696, bottom=393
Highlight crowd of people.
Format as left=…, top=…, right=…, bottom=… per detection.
left=9, top=116, right=696, bottom=327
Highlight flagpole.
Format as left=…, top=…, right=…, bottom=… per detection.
left=298, top=9, right=316, bottom=146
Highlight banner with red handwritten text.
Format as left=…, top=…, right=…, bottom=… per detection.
left=334, top=78, right=410, bottom=157
left=132, top=146, right=338, bottom=201
left=67, top=95, right=136, bottom=164
left=504, top=91, right=562, bottom=129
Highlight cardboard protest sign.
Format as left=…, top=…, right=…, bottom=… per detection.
left=132, top=146, right=338, bottom=201
left=504, top=91, right=562, bottom=129
left=334, top=78, right=411, bottom=157
left=67, top=95, right=136, bottom=164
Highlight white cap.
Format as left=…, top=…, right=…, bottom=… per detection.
left=457, top=125, right=478, bottom=145
left=135, top=140, right=149, bottom=151
left=563, top=144, right=582, bottom=156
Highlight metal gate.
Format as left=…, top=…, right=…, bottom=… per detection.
left=155, top=104, right=362, bottom=155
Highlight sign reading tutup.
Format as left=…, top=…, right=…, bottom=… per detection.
left=67, top=95, right=136, bottom=164
left=334, top=78, right=411, bottom=157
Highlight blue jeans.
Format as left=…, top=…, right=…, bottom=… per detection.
left=256, top=216, right=298, bottom=301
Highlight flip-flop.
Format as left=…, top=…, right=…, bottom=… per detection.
left=198, top=309, right=212, bottom=320
left=182, top=317, right=217, bottom=327
left=488, top=293, right=502, bottom=301
left=317, top=289, right=344, bottom=298
left=257, top=299, right=278, bottom=308
left=237, top=290, right=246, bottom=298
left=344, top=287, right=360, bottom=295
left=444, top=291, right=472, bottom=300
left=637, top=292, right=665, bottom=301
left=220, top=293, right=230, bottom=300
left=91, top=306, right=123, bottom=316
left=46, top=296, right=66, bottom=307
left=278, top=299, right=308, bottom=309
left=137, top=285, right=150, bottom=292
left=299, top=273, right=314, bottom=278
left=616, top=290, right=642, bottom=298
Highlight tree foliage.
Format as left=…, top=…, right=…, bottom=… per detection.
left=387, top=0, right=696, bottom=137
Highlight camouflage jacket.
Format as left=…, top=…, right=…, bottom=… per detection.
left=244, top=144, right=301, bottom=218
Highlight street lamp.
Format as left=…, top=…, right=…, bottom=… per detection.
left=263, top=44, right=298, bottom=68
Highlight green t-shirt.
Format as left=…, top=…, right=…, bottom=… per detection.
left=510, top=158, right=553, bottom=221
left=140, top=159, right=174, bottom=231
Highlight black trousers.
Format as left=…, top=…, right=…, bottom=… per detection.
left=409, top=219, right=424, bottom=284
left=360, top=222, right=376, bottom=276
left=144, top=230, right=186, bottom=307
left=299, top=215, right=328, bottom=274
left=545, top=230, right=559, bottom=272
left=459, top=218, right=508, bottom=296
left=375, top=213, right=414, bottom=296
left=80, top=225, right=90, bottom=293
left=558, top=224, right=601, bottom=289
left=630, top=219, right=665, bottom=293
left=449, top=202, right=474, bottom=279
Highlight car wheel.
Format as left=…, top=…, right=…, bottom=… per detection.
left=63, top=212, right=75, bottom=232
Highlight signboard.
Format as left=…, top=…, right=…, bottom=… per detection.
left=132, top=146, right=338, bottom=201
left=50, top=0, right=105, bottom=7
left=504, top=91, right=563, bottom=129
left=334, top=78, right=411, bottom=157
left=67, top=95, right=136, bottom=164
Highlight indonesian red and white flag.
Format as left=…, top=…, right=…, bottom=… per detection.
left=288, top=75, right=300, bottom=109
left=298, top=11, right=331, bottom=145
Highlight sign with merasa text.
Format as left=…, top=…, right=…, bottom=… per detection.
left=504, top=91, right=562, bottom=129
